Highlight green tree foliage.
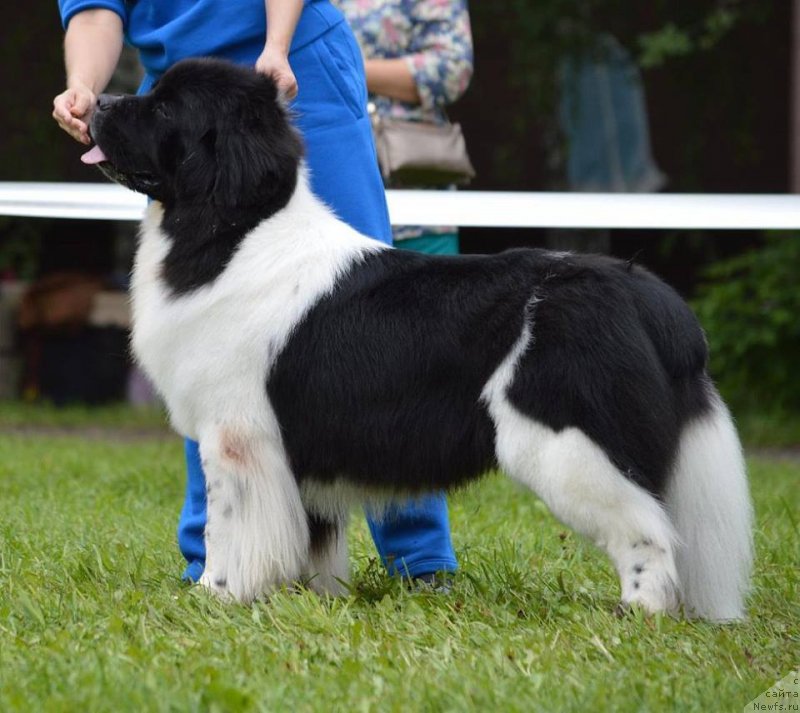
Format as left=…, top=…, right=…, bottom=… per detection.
left=464, top=1, right=772, bottom=190
left=692, top=235, right=800, bottom=412
left=469, top=0, right=764, bottom=115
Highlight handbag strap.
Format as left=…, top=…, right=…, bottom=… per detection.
left=368, top=100, right=455, bottom=128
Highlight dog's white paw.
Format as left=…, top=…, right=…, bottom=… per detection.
left=619, top=564, right=680, bottom=615
left=198, top=570, right=233, bottom=600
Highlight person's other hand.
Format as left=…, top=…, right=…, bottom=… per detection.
left=53, top=84, right=96, bottom=144
left=255, top=45, right=298, bottom=100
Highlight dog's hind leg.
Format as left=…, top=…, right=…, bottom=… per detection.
left=490, top=405, right=680, bottom=614
left=197, top=423, right=309, bottom=604
left=302, top=513, right=350, bottom=596
left=482, top=328, right=679, bottom=614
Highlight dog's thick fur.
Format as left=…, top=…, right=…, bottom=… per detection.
left=89, top=58, right=753, bottom=620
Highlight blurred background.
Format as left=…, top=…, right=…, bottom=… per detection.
left=0, top=0, right=797, bottom=421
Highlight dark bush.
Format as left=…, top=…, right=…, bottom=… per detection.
left=692, top=234, right=800, bottom=412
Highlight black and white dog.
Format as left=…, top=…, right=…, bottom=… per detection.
left=84, top=58, right=753, bottom=620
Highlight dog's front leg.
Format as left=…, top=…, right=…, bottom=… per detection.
left=197, top=425, right=309, bottom=603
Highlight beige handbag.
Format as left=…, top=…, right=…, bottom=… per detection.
left=370, top=105, right=476, bottom=188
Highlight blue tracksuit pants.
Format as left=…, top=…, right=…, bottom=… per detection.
left=178, top=19, right=457, bottom=583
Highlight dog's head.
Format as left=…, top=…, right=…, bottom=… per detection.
left=84, top=58, right=303, bottom=210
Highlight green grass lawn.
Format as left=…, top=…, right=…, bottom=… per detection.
left=0, top=409, right=798, bottom=712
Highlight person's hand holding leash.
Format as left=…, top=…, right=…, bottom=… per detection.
left=255, top=45, right=298, bottom=99
left=53, top=84, right=96, bottom=144
left=51, top=9, right=123, bottom=144
left=256, top=0, right=302, bottom=100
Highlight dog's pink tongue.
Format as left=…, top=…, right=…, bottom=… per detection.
left=81, top=145, right=108, bottom=165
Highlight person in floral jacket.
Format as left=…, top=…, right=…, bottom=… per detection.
left=335, top=0, right=474, bottom=252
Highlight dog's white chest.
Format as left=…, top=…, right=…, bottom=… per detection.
left=129, top=197, right=380, bottom=438
left=130, top=225, right=254, bottom=436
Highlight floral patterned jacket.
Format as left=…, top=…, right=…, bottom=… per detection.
left=332, top=0, right=473, bottom=124
left=332, top=0, right=474, bottom=239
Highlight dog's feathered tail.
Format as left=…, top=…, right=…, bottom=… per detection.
left=628, top=267, right=753, bottom=620
left=665, top=389, right=753, bottom=621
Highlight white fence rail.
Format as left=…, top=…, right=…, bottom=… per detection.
left=2, top=182, right=800, bottom=230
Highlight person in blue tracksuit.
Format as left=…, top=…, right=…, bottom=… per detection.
left=53, top=0, right=457, bottom=585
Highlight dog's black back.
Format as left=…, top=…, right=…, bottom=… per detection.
left=268, top=248, right=712, bottom=496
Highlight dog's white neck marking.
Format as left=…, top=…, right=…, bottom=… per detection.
left=131, top=168, right=387, bottom=437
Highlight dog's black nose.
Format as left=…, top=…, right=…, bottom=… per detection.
left=96, top=94, right=123, bottom=112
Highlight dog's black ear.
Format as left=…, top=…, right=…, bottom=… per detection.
left=210, top=80, right=304, bottom=212
left=170, top=129, right=219, bottom=203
